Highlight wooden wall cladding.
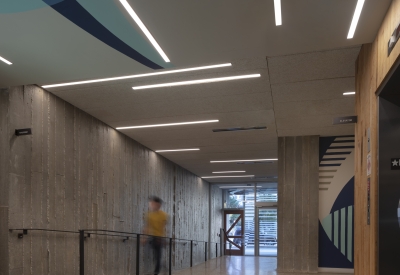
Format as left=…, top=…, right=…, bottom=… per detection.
left=3, top=85, right=221, bottom=275
left=353, top=1, right=400, bottom=274
left=377, top=0, right=400, bottom=87
left=355, top=44, right=379, bottom=275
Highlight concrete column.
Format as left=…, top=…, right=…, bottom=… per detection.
left=277, top=136, right=319, bottom=273
left=0, top=88, right=9, bottom=275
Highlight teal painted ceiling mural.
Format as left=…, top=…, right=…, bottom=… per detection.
left=0, top=0, right=172, bottom=70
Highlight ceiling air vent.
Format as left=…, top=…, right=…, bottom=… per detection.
left=252, top=176, right=278, bottom=180
left=212, top=126, right=267, bottom=133
left=236, top=161, right=273, bottom=165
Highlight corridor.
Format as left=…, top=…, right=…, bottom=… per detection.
left=173, top=257, right=345, bottom=275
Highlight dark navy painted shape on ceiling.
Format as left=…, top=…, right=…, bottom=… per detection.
left=43, top=0, right=164, bottom=70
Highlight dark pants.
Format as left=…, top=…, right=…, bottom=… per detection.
left=150, top=237, right=162, bottom=274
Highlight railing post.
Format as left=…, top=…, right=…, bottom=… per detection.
left=136, top=234, right=140, bottom=275
left=205, top=242, right=207, bottom=262
left=190, top=240, right=193, bottom=267
left=79, top=230, right=85, bottom=275
left=169, top=238, right=172, bottom=275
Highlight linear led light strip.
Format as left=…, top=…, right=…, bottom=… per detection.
left=347, top=0, right=365, bottom=39
left=210, top=159, right=278, bottom=163
left=42, top=63, right=232, bottom=88
left=119, top=0, right=170, bottom=62
left=132, top=74, right=261, bottom=90
left=116, top=119, right=219, bottom=130
left=156, top=148, right=200, bottom=153
left=0, top=55, right=12, bottom=65
left=202, top=175, right=254, bottom=179
left=343, top=92, right=356, bottom=96
left=274, top=0, right=282, bottom=26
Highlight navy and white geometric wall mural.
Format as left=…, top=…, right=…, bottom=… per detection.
left=319, top=136, right=355, bottom=269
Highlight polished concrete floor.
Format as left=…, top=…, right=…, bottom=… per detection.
left=173, top=256, right=349, bottom=275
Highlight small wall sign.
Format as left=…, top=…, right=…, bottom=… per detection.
left=391, top=158, right=400, bottom=170
left=388, top=21, right=400, bottom=56
left=367, top=153, right=372, bottom=176
left=333, top=116, right=358, bottom=125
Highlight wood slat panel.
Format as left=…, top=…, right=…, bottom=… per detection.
left=355, top=43, right=378, bottom=275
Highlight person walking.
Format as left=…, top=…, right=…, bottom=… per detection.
left=143, top=196, right=168, bottom=275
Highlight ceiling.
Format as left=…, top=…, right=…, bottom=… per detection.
left=0, top=0, right=392, bottom=184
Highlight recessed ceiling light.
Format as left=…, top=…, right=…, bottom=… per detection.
left=116, top=119, right=219, bottom=130
left=0, top=55, right=12, bottom=65
left=42, top=63, right=232, bottom=88
left=119, top=0, right=170, bottom=62
left=202, top=175, right=255, bottom=179
left=343, top=92, right=356, bottom=96
left=212, top=171, right=246, bottom=174
left=274, top=0, right=282, bottom=26
left=347, top=0, right=365, bottom=39
left=156, top=148, right=200, bottom=153
left=132, top=74, right=261, bottom=90
left=210, top=159, right=278, bottom=163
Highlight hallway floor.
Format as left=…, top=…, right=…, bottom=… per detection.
left=172, top=256, right=351, bottom=275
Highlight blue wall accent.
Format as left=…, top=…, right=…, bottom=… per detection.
left=319, top=221, right=353, bottom=268
left=319, top=136, right=355, bottom=269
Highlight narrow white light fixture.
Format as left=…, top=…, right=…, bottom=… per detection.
left=343, top=92, right=356, bottom=96
left=212, top=171, right=246, bottom=174
left=202, top=175, right=255, bottom=179
left=210, top=159, right=278, bottom=163
left=116, top=119, right=219, bottom=130
left=132, top=74, right=261, bottom=90
left=119, top=0, right=170, bottom=62
left=274, top=0, right=282, bottom=26
left=42, top=63, right=232, bottom=89
left=0, top=55, right=12, bottom=65
left=347, top=0, right=365, bottom=39
left=156, top=148, right=200, bottom=153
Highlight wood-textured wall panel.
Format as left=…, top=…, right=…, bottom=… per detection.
left=277, top=136, right=319, bottom=273
left=376, top=0, right=400, bottom=87
left=3, top=85, right=219, bottom=274
left=355, top=44, right=378, bottom=275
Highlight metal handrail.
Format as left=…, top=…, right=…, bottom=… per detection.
left=9, top=228, right=222, bottom=275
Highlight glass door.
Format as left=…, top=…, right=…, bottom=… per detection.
left=255, top=207, right=278, bottom=256
left=223, top=210, right=244, bottom=256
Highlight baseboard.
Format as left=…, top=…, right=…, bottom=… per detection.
left=318, top=267, right=354, bottom=273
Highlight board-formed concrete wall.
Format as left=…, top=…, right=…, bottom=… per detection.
left=0, top=88, right=10, bottom=275
left=277, top=136, right=319, bottom=273
left=0, top=85, right=222, bottom=275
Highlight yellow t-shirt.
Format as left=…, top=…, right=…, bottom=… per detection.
left=146, top=210, right=168, bottom=237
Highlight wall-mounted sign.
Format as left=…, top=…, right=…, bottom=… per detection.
left=367, top=153, right=372, bottom=176
left=388, top=21, right=400, bottom=56
left=391, top=158, right=400, bottom=170
left=367, top=178, right=370, bottom=225
left=332, top=116, right=358, bottom=125
left=15, top=128, right=32, bottom=136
